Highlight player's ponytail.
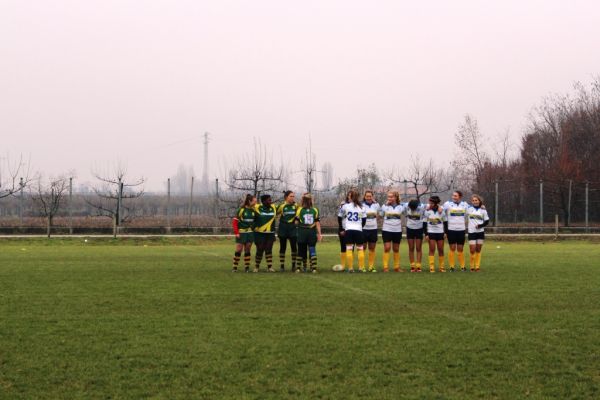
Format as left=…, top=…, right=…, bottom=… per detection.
left=242, top=194, right=255, bottom=207
left=301, top=193, right=313, bottom=208
left=429, top=195, right=441, bottom=212
left=348, top=189, right=360, bottom=207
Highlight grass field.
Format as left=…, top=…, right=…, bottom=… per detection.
left=0, top=237, right=599, bottom=399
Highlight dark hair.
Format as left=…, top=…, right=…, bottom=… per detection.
left=364, top=190, right=374, bottom=197
left=408, top=199, right=419, bottom=210
left=283, top=190, right=293, bottom=200
left=243, top=194, right=255, bottom=207
left=348, top=189, right=361, bottom=206
left=454, top=190, right=463, bottom=198
left=301, top=193, right=313, bottom=208
left=260, top=194, right=271, bottom=204
left=429, top=195, right=441, bottom=205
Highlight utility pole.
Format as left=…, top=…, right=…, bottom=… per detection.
left=69, top=177, right=73, bottom=235
left=214, top=178, right=219, bottom=218
left=19, top=177, right=24, bottom=225
left=567, top=179, right=572, bottom=227
left=494, top=180, right=499, bottom=227
left=539, top=180, right=544, bottom=226
left=188, top=176, right=194, bottom=228
left=202, top=132, right=210, bottom=193
left=166, top=178, right=171, bottom=233
left=585, top=181, right=589, bottom=233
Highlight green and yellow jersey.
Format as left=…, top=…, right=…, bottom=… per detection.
left=277, top=203, right=299, bottom=224
left=235, top=207, right=258, bottom=233
left=296, top=207, right=320, bottom=229
left=253, top=204, right=277, bottom=233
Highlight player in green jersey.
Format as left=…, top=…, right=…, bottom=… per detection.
left=277, top=190, right=298, bottom=272
left=232, top=194, right=257, bottom=272
left=295, top=193, right=322, bottom=273
left=253, top=194, right=278, bottom=272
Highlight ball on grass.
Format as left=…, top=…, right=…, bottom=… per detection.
left=332, top=264, right=344, bottom=272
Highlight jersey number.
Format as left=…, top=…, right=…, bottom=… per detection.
left=303, top=214, right=314, bottom=224
left=346, top=212, right=359, bottom=222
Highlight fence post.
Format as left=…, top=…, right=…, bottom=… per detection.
left=166, top=178, right=171, bottom=234
left=555, top=214, right=559, bottom=239
left=494, top=180, right=499, bottom=227
left=567, top=179, right=572, bottom=227
left=69, top=177, right=73, bottom=235
left=19, top=177, right=24, bottom=226
left=215, top=178, right=219, bottom=218
left=539, top=180, right=544, bottom=226
left=585, top=181, right=589, bottom=233
left=187, top=176, right=194, bottom=229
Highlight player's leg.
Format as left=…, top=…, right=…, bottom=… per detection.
left=279, top=236, right=288, bottom=271
left=232, top=242, right=243, bottom=272
left=448, top=234, right=457, bottom=271
left=382, top=234, right=392, bottom=272
left=469, top=241, right=477, bottom=271
left=297, top=241, right=307, bottom=273
left=338, top=232, right=347, bottom=269
left=254, top=234, right=264, bottom=272
left=290, top=236, right=298, bottom=272
left=415, top=237, right=423, bottom=272
left=407, top=232, right=416, bottom=272
left=243, top=240, right=253, bottom=272
left=457, top=234, right=466, bottom=271
left=308, top=232, right=318, bottom=273
left=265, top=234, right=275, bottom=272
left=437, top=238, right=446, bottom=272
left=392, top=237, right=401, bottom=272
left=475, top=238, right=484, bottom=271
left=428, top=237, right=436, bottom=272
left=367, top=231, right=377, bottom=272
left=356, top=232, right=366, bottom=272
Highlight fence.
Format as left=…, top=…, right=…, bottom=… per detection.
left=1, top=177, right=600, bottom=235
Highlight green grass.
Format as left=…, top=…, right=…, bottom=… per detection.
left=1, top=238, right=599, bottom=399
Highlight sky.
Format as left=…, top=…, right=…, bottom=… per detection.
left=1, top=0, right=599, bottom=191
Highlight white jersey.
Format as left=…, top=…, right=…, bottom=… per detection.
left=379, top=204, right=404, bottom=233
left=423, top=208, right=446, bottom=234
left=403, top=203, right=426, bottom=230
left=338, top=202, right=366, bottom=231
left=362, top=202, right=380, bottom=230
left=443, top=200, right=469, bottom=231
left=337, top=202, right=348, bottom=229
left=467, top=206, right=489, bottom=233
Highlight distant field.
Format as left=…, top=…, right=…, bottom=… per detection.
left=1, top=238, right=599, bottom=399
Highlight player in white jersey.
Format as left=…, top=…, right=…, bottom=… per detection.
left=423, top=195, right=447, bottom=273
left=403, top=199, right=426, bottom=272
left=443, top=191, right=469, bottom=271
left=338, top=189, right=367, bottom=272
left=379, top=191, right=404, bottom=272
left=336, top=191, right=352, bottom=270
left=362, top=190, right=380, bottom=272
left=467, top=194, right=490, bottom=271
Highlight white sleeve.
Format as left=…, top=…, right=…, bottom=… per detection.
left=483, top=210, right=490, bottom=221
left=337, top=205, right=345, bottom=218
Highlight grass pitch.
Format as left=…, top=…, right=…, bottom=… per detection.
left=0, top=237, right=599, bottom=399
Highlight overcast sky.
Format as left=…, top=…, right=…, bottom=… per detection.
left=1, top=0, right=599, bottom=191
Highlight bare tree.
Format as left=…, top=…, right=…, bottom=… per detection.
left=85, top=163, right=145, bottom=237
left=225, top=139, right=285, bottom=197
left=389, top=156, right=452, bottom=200
left=0, top=154, right=32, bottom=199
left=31, top=175, right=69, bottom=237
left=454, top=114, right=489, bottom=184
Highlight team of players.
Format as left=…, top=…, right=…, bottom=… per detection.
left=231, top=189, right=489, bottom=273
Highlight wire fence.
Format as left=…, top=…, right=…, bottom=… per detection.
left=2, top=177, right=600, bottom=235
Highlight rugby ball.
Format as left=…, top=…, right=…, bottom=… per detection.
left=332, top=264, right=345, bottom=272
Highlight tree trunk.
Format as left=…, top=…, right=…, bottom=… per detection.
left=47, top=216, right=52, bottom=238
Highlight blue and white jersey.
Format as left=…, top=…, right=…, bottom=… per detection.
left=467, top=206, right=489, bottom=233
left=338, top=202, right=367, bottom=232
left=337, top=202, right=348, bottom=229
left=403, top=203, right=426, bottom=230
left=443, top=200, right=469, bottom=231
left=423, top=208, right=446, bottom=234
left=362, top=201, right=380, bottom=230
left=379, top=203, right=404, bottom=233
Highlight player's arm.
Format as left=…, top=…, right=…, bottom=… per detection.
left=232, top=217, right=240, bottom=238
left=478, top=210, right=490, bottom=229
left=316, top=221, right=322, bottom=242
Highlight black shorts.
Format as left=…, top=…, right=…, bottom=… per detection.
left=447, top=230, right=466, bottom=245
left=382, top=231, right=402, bottom=244
left=344, top=230, right=365, bottom=245
left=427, top=232, right=445, bottom=241
left=338, top=231, right=346, bottom=252
left=468, top=232, right=485, bottom=241
left=254, top=232, right=276, bottom=246
left=363, top=229, right=378, bottom=243
left=406, top=228, right=424, bottom=240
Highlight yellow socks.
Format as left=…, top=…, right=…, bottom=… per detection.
left=383, top=251, right=390, bottom=271
left=346, top=250, right=354, bottom=270
left=358, top=249, right=365, bottom=270
left=340, top=252, right=346, bottom=268
left=393, top=252, right=400, bottom=271
left=475, top=252, right=482, bottom=269
left=368, top=250, right=376, bottom=269
left=470, top=253, right=476, bottom=270
left=458, top=252, right=465, bottom=269
left=428, top=255, right=435, bottom=271
left=438, top=255, right=445, bottom=272
left=448, top=250, right=455, bottom=268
